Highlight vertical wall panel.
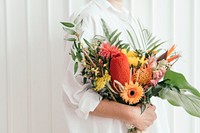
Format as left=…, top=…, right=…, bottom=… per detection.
left=152, top=0, right=174, bottom=45
left=71, top=0, right=87, bottom=14
left=63, top=0, right=71, bottom=18
left=194, top=0, right=200, bottom=95
left=173, top=0, right=194, bottom=133
left=48, top=0, right=67, bottom=132
left=132, top=0, right=153, bottom=29
left=6, top=0, right=28, bottom=132
left=194, top=0, right=200, bottom=132
left=1, top=0, right=200, bottom=133
left=0, top=0, right=8, bottom=133
left=27, top=0, right=52, bottom=132
left=152, top=1, right=174, bottom=133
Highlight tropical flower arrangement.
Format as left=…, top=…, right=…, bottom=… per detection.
left=61, top=17, right=200, bottom=133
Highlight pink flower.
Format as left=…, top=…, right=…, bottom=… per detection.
left=148, top=56, right=157, bottom=68
left=150, top=80, right=158, bottom=87
left=99, top=42, right=121, bottom=59
left=151, top=68, right=166, bottom=87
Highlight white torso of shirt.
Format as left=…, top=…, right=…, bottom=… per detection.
left=62, top=0, right=170, bottom=133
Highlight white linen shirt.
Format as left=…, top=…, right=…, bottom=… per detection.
left=62, top=0, right=170, bottom=133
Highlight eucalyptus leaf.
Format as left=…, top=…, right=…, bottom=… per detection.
left=164, top=70, right=200, bottom=97
left=70, top=49, right=76, bottom=61
left=73, top=15, right=81, bottom=24
left=76, top=51, right=82, bottom=62
left=159, top=87, right=200, bottom=118
left=61, top=22, right=74, bottom=28
left=76, top=19, right=83, bottom=29
left=66, top=38, right=76, bottom=42
left=83, top=38, right=91, bottom=47
left=74, top=62, right=78, bottom=74
left=83, top=77, right=87, bottom=84
left=63, top=27, right=76, bottom=35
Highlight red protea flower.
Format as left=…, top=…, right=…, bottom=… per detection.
left=110, top=53, right=130, bottom=92
left=100, top=42, right=121, bottom=59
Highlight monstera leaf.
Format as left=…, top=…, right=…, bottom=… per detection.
left=159, top=87, right=200, bottom=118
left=158, top=70, right=200, bottom=118
left=164, top=70, right=200, bottom=97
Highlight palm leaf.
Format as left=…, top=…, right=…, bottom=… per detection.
left=101, top=19, right=110, bottom=40
left=109, top=29, right=118, bottom=42
left=111, top=32, right=122, bottom=45
left=126, top=30, right=137, bottom=49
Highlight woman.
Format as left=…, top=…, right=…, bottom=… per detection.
left=62, top=0, right=157, bottom=132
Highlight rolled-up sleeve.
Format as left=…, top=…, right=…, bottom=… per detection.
left=62, top=13, right=103, bottom=119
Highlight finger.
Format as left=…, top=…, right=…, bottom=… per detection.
left=146, top=104, right=151, bottom=108
left=151, top=105, right=156, bottom=111
left=148, top=104, right=156, bottom=110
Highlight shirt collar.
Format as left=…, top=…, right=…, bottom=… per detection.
left=94, top=0, right=111, bottom=9
left=93, top=0, right=129, bottom=15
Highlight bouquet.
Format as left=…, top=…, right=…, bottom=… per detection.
left=61, top=17, right=200, bottom=133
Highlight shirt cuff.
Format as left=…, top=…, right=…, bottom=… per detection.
left=75, top=89, right=102, bottom=119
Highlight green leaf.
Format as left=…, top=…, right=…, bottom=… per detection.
left=63, top=27, right=76, bottom=35
left=83, top=38, right=91, bottom=47
left=73, top=15, right=81, bottom=24
left=70, top=49, right=76, bottom=61
left=147, top=36, right=156, bottom=47
left=76, top=51, right=82, bottom=62
left=111, top=32, right=121, bottom=45
left=83, top=77, right=87, bottom=84
left=164, top=70, right=200, bottom=97
left=65, top=38, right=76, bottom=42
left=109, top=29, right=118, bottom=42
left=101, top=19, right=110, bottom=39
left=151, top=84, right=164, bottom=97
left=159, top=87, right=200, bottom=118
left=74, top=62, right=78, bottom=74
left=76, top=19, right=83, bottom=29
left=126, top=30, right=136, bottom=50
left=141, top=103, right=146, bottom=114
left=115, top=40, right=123, bottom=47
left=148, top=42, right=164, bottom=53
left=61, top=22, right=74, bottom=28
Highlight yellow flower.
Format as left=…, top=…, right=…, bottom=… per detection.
left=120, top=81, right=144, bottom=104
left=128, top=57, right=139, bottom=66
left=91, top=68, right=99, bottom=76
left=127, top=51, right=137, bottom=57
left=122, top=50, right=147, bottom=67
left=94, top=72, right=111, bottom=91
left=140, top=56, right=147, bottom=66
left=121, top=49, right=128, bottom=55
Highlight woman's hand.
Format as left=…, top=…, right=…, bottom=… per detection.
left=127, top=104, right=157, bottom=131
left=90, top=100, right=156, bottom=131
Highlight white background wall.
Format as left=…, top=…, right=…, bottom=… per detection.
left=0, top=0, right=200, bottom=133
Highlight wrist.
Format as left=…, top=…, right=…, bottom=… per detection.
left=125, top=105, right=140, bottom=125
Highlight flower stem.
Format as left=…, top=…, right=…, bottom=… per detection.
left=106, top=82, right=117, bottom=102
left=82, top=49, right=97, bottom=68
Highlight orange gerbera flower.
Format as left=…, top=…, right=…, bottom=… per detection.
left=132, top=65, right=153, bottom=85
left=120, top=81, right=144, bottom=104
